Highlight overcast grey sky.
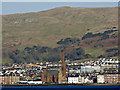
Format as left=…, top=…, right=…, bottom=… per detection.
left=2, top=2, right=118, bottom=15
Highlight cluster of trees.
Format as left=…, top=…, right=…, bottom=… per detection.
left=57, top=38, right=80, bottom=45
left=97, top=48, right=118, bottom=58
left=105, top=48, right=118, bottom=57
left=66, top=47, right=92, bottom=60
left=106, top=48, right=118, bottom=52
left=8, top=45, right=91, bottom=64
left=9, top=46, right=62, bottom=64
left=5, top=30, right=118, bottom=64
left=104, top=30, right=118, bottom=34
left=82, top=30, right=118, bottom=40
left=8, top=37, right=92, bottom=64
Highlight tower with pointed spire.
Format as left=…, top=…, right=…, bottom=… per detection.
left=58, top=52, right=67, bottom=84
left=61, top=52, right=66, bottom=77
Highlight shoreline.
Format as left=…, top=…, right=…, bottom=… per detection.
left=2, top=83, right=120, bottom=87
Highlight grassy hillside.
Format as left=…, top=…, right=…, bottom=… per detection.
left=2, top=7, right=118, bottom=64
left=3, top=7, right=118, bottom=49
left=84, top=48, right=105, bottom=57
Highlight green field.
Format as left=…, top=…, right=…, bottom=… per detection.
left=84, top=48, right=105, bottom=58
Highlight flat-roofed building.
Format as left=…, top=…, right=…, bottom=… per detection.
left=68, top=76, right=79, bottom=84
left=81, top=66, right=101, bottom=73
left=97, top=75, right=104, bottom=83
left=0, top=75, right=20, bottom=84
left=104, top=74, right=120, bottom=83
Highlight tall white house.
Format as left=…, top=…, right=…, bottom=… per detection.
left=97, top=75, right=104, bottom=83
left=68, top=77, right=79, bottom=84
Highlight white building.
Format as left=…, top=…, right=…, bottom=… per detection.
left=68, top=77, right=79, bottom=84
left=84, top=77, right=93, bottom=83
left=97, top=75, right=104, bottom=83
left=81, top=66, right=101, bottom=73
left=78, top=76, right=85, bottom=83
left=76, top=69, right=81, bottom=73
left=27, top=81, right=42, bottom=84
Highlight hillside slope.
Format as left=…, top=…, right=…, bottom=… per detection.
left=2, top=7, right=118, bottom=64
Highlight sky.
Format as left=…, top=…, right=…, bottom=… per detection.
left=2, top=2, right=118, bottom=15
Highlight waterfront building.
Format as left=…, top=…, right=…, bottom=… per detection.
left=78, top=75, right=85, bottom=83
left=0, top=74, right=20, bottom=84
left=97, top=75, right=104, bottom=83
left=68, top=76, right=79, bottom=84
left=42, top=69, right=59, bottom=83
left=27, top=81, right=42, bottom=84
left=104, top=74, right=120, bottom=83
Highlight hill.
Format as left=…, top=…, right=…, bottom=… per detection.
left=2, top=7, right=118, bottom=65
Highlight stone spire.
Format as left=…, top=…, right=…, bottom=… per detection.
left=61, top=52, right=66, bottom=77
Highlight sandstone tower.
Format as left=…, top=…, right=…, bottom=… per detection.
left=58, top=52, right=67, bottom=84
left=61, top=52, right=66, bottom=77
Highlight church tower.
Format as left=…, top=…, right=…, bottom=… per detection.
left=61, top=52, right=66, bottom=77
left=58, top=52, right=67, bottom=84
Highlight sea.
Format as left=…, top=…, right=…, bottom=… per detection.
left=1, top=86, right=120, bottom=90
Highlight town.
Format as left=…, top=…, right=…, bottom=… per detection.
left=0, top=52, right=120, bottom=85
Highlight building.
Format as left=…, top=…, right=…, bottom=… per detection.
left=58, top=52, right=67, bottom=84
left=97, top=75, right=104, bottom=83
left=68, top=77, right=79, bottom=84
left=0, top=74, right=20, bottom=84
left=42, top=69, right=59, bottom=83
left=42, top=52, right=68, bottom=84
left=27, top=81, right=42, bottom=84
left=61, top=52, right=67, bottom=77
left=84, top=77, right=93, bottom=83
left=101, top=65, right=118, bottom=70
left=104, top=74, right=120, bottom=83
left=78, top=75, right=85, bottom=83
left=79, top=75, right=93, bottom=84
left=81, top=66, right=101, bottom=73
